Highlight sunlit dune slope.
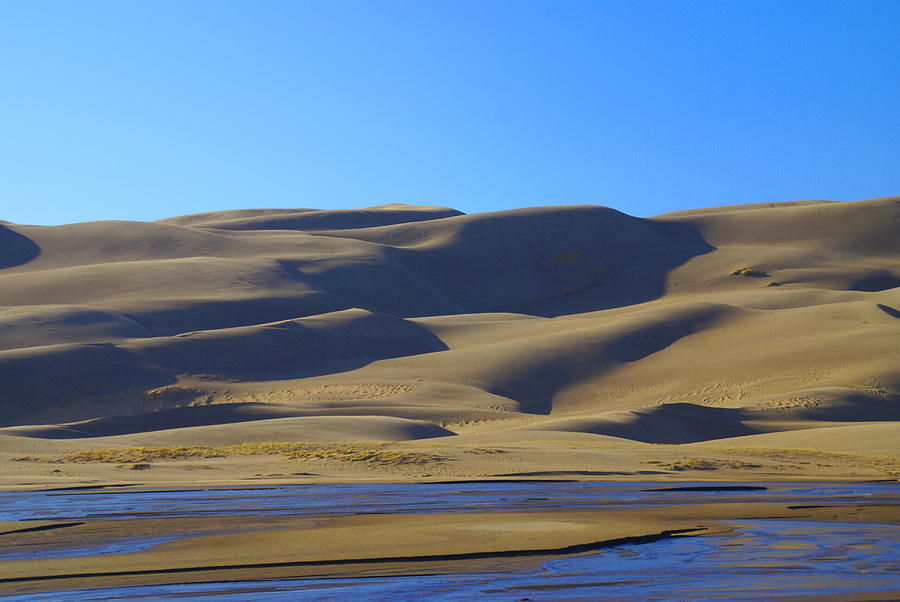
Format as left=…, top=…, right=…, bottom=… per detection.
left=0, top=198, right=897, bottom=451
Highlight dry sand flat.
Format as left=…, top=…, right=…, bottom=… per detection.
left=0, top=197, right=898, bottom=485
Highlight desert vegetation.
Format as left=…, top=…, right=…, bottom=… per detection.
left=707, top=446, right=900, bottom=476
left=643, top=458, right=764, bottom=471
left=12, top=442, right=449, bottom=467
left=730, top=267, right=768, bottom=277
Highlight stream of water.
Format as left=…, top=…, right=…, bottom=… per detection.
left=2, top=481, right=898, bottom=600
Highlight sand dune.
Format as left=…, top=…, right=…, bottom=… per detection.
left=157, top=204, right=462, bottom=230
left=0, top=197, right=897, bottom=482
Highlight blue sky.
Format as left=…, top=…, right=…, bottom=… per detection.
left=1, top=0, right=897, bottom=225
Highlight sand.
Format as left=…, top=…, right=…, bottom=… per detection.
left=1, top=198, right=898, bottom=595
left=0, top=197, right=897, bottom=486
left=0, top=510, right=696, bottom=591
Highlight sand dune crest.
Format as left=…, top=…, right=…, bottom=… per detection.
left=0, top=197, right=897, bottom=467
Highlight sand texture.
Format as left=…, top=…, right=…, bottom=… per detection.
left=0, top=198, right=898, bottom=486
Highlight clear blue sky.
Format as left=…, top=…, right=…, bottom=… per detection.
left=1, top=0, right=897, bottom=225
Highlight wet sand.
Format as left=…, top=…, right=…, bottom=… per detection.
left=1, top=481, right=898, bottom=596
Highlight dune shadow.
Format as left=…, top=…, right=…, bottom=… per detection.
left=876, top=304, right=900, bottom=319
left=334, top=209, right=718, bottom=319
left=132, top=294, right=352, bottom=336
left=0, top=403, right=296, bottom=438
left=168, top=355, right=410, bottom=383
left=1, top=402, right=458, bottom=440
left=0, top=343, right=174, bottom=427
left=541, top=403, right=757, bottom=444
left=3, top=403, right=314, bottom=438
left=765, top=388, right=900, bottom=421
left=133, top=312, right=449, bottom=383
left=0, top=224, right=40, bottom=269
left=850, top=271, right=900, bottom=292
left=486, top=304, right=729, bottom=415
left=612, top=404, right=757, bottom=443
left=0, top=313, right=450, bottom=425
left=498, top=213, right=716, bottom=318
left=208, top=207, right=463, bottom=231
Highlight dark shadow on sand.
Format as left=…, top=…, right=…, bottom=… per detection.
left=0, top=224, right=40, bottom=269
left=6, top=403, right=455, bottom=439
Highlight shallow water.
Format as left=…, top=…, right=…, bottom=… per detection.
left=0, top=481, right=893, bottom=522
left=2, top=481, right=899, bottom=600
left=0, top=535, right=184, bottom=562
left=10, top=520, right=900, bottom=601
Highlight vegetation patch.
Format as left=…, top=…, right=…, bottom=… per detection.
left=861, top=379, right=892, bottom=398
left=705, top=447, right=900, bottom=476
left=644, top=458, right=764, bottom=471
left=11, top=442, right=449, bottom=467
left=759, top=394, right=826, bottom=410
left=182, top=373, right=241, bottom=383
left=730, top=267, right=769, bottom=278
left=145, top=385, right=209, bottom=401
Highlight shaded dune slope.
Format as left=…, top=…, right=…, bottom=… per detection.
left=0, top=224, right=40, bottom=269
left=157, top=204, right=462, bottom=230
left=0, top=198, right=897, bottom=447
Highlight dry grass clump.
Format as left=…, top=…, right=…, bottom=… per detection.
left=730, top=267, right=768, bottom=277
left=644, top=458, right=763, bottom=471
left=183, top=373, right=241, bottom=383
left=12, top=442, right=448, bottom=467
left=145, top=385, right=209, bottom=401
left=861, top=379, right=892, bottom=398
left=759, top=394, right=826, bottom=410
left=709, top=446, right=900, bottom=476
